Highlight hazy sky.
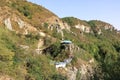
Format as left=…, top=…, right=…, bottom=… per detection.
left=28, top=0, right=120, bottom=30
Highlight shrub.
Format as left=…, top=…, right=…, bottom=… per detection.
left=52, top=74, right=67, bottom=80
left=11, top=1, right=32, bottom=19
left=26, top=55, right=56, bottom=80
left=44, top=22, right=49, bottom=28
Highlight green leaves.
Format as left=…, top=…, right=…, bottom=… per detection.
left=52, top=74, right=67, bottom=80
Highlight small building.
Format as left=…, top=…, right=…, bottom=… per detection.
left=55, top=58, right=73, bottom=69
left=55, top=62, right=66, bottom=68
left=61, top=40, right=72, bottom=44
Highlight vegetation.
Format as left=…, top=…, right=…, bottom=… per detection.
left=51, top=74, right=67, bottom=80
left=43, top=22, right=49, bottom=28
left=43, top=41, right=70, bottom=61
left=0, top=0, right=120, bottom=80
left=62, top=18, right=120, bottom=79
left=62, top=17, right=89, bottom=27
left=0, top=27, right=62, bottom=80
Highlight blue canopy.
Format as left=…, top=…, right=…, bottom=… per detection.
left=61, top=40, right=72, bottom=44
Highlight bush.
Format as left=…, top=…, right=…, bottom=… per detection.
left=43, top=42, right=61, bottom=58
left=44, top=22, right=49, bottom=28
left=52, top=74, right=67, bottom=80
left=0, top=49, right=14, bottom=62
left=44, top=37, right=52, bottom=46
left=26, top=55, right=56, bottom=80
left=25, top=33, right=40, bottom=44
left=62, top=17, right=76, bottom=27
left=11, top=1, right=33, bottom=19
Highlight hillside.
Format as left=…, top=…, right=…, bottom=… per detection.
left=0, top=0, right=120, bottom=80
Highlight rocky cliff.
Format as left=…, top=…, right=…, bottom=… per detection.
left=0, top=0, right=120, bottom=80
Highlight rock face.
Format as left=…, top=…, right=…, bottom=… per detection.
left=66, top=67, right=78, bottom=80
left=56, top=59, right=95, bottom=80
left=35, top=39, right=44, bottom=54
left=4, top=18, right=13, bottom=30
left=79, top=64, right=94, bottom=80
left=56, top=66, right=78, bottom=80
left=0, top=6, right=37, bottom=34
left=75, top=24, right=91, bottom=33
left=43, top=16, right=71, bottom=40
left=13, top=16, right=37, bottom=34
left=75, top=58, right=95, bottom=80
left=1, top=11, right=71, bottom=39
left=45, top=16, right=70, bottom=30
left=75, top=24, right=114, bottom=35
left=37, top=39, right=44, bottom=49
left=104, top=24, right=114, bottom=31
left=74, top=23, right=114, bottom=35
left=39, top=31, right=46, bottom=37
left=19, top=45, right=29, bottom=50
left=0, top=75, right=14, bottom=80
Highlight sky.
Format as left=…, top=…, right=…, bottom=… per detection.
left=28, top=0, right=120, bottom=30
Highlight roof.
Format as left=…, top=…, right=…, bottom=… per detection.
left=61, top=40, right=72, bottom=44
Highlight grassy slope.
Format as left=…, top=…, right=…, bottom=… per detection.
left=0, top=0, right=120, bottom=79
left=0, top=0, right=57, bottom=29
left=0, top=27, right=59, bottom=80
left=10, top=0, right=57, bottom=27
left=62, top=17, right=120, bottom=79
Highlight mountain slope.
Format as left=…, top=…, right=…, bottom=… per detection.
left=0, top=0, right=120, bottom=80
